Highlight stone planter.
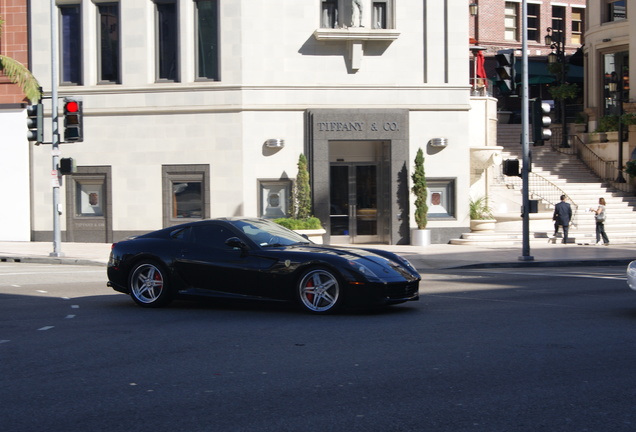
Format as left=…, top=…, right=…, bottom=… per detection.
left=497, top=111, right=512, bottom=124
left=571, top=123, right=586, bottom=134
left=411, top=229, right=431, bottom=246
left=294, top=228, right=326, bottom=244
left=470, top=219, right=496, bottom=232
left=589, top=132, right=607, bottom=143
left=606, top=131, right=619, bottom=142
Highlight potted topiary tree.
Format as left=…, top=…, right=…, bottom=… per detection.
left=274, top=154, right=325, bottom=243
left=411, top=148, right=431, bottom=246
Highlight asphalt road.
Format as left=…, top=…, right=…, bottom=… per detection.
left=1, top=263, right=635, bottom=432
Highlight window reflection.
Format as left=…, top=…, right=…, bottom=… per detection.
left=172, top=182, right=202, bottom=218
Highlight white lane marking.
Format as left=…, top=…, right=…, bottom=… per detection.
left=0, top=340, right=10, bottom=344
left=71, top=305, right=79, bottom=309
left=66, top=315, right=76, bottom=319
left=36, top=290, right=48, bottom=293
left=38, top=326, right=54, bottom=331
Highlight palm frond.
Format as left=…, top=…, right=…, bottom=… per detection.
left=0, top=55, right=42, bottom=102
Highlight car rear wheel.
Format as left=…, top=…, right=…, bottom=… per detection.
left=129, top=261, right=173, bottom=307
left=297, top=268, right=342, bottom=314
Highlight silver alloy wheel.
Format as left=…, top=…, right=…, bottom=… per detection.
left=298, top=269, right=340, bottom=313
left=130, top=263, right=165, bottom=305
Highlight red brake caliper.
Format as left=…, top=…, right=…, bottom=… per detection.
left=305, top=278, right=314, bottom=302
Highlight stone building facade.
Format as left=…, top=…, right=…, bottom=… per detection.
left=5, top=0, right=501, bottom=245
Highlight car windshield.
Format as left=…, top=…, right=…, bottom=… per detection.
left=234, top=219, right=312, bottom=247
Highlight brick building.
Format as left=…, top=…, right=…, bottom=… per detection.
left=0, top=0, right=29, bottom=104
left=469, top=0, right=586, bottom=115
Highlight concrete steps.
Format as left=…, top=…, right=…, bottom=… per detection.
left=452, top=124, right=636, bottom=245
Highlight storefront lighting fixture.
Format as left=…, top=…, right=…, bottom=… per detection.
left=265, top=139, right=285, bottom=148
left=469, top=3, right=478, bottom=17
left=429, top=138, right=448, bottom=147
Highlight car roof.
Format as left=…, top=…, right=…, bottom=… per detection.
left=142, top=217, right=265, bottom=238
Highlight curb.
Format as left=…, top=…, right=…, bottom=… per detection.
left=0, top=255, right=107, bottom=267
left=1, top=255, right=633, bottom=270
left=449, top=258, right=633, bottom=270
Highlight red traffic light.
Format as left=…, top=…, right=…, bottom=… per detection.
left=65, top=101, right=80, bottom=113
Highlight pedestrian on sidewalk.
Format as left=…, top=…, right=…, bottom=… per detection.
left=591, top=197, right=609, bottom=246
left=553, top=195, right=572, bottom=244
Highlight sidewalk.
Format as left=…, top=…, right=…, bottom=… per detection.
left=1, top=240, right=635, bottom=270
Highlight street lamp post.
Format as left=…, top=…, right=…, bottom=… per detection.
left=545, top=26, right=569, bottom=148
left=609, top=75, right=627, bottom=183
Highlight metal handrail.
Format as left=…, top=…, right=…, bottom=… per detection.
left=502, top=171, right=579, bottom=228
left=550, top=127, right=634, bottom=194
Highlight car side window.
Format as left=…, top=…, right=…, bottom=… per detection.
left=171, top=227, right=191, bottom=241
left=191, top=224, right=233, bottom=249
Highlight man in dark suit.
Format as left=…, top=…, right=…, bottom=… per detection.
left=553, top=195, right=572, bottom=244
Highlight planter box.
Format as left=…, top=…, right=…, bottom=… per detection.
left=589, top=132, right=607, bottom=143
left=571, top=124, right=586, bottom=133
left=411, top=228, right=431, bottom=246
left=470, top=219, right=496, bottom=232
left=606, top=131, right=619, bottom=142
left=497, top=111, right=512, bottom=124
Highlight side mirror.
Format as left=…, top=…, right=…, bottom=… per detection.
left=226, top=237, right=248, bottom=250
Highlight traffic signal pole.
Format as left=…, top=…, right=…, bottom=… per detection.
left=519, top=0, right=533, bottom=261
left=50, top=0, right=63, bottom=257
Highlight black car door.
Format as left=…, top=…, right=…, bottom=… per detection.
left=174, top=223, right=276, bottom=297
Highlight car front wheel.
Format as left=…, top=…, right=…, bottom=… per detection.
left=129, top=261, right=173, bottom=307
left=297, top=268, right=342, bottom=314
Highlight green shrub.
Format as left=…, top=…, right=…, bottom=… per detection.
left=411, top=148, right=428, bottom=229
left=274, top=217, right=322, bottom=230
left=596, top=115, right=620, bottom=132
left=274, top=154, right=323, bottom=231
left=469, top=197, right=494, bottom=220
left=624, top=160, right=636, bottom=178
left=292, top=154, right=312, bottom=220
left=548, top=83, right=579, bottom=101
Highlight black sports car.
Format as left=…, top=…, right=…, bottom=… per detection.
left=107, top=218, right=420, bottom=314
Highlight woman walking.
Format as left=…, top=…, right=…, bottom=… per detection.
left=591, top=197, right=609, bottom=245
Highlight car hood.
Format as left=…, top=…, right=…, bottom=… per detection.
left=275, top=244, right=382, bottom=259
left=269, top=244, right=419, bottom=280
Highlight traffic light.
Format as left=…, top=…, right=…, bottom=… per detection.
left=26, top=103, right=44, bottom=143
left=502, top=159, right=520, bottom=177
left=495, top=50, right=516, bottom=94
left=531, top=99, right=552, bottom=146
left=63, top=98, right=83, bottom=142
left=59, top=157, right=76, bottom=175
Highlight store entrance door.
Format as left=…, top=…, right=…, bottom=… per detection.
left=329, top=163, right=381, bottom=244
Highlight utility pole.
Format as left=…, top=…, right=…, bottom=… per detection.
left=49, top=0, right=63, bottom=257
left=519, top=0, right=533, bottom=261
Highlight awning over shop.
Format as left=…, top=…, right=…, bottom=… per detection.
left=514, top=60, right=583, bottom=85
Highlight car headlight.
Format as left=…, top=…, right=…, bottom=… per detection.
left=627, top=261, right=636, bottom=291
left=394, top=254, right=416, bottom=270
left=348, top=260, right=379, bottom=279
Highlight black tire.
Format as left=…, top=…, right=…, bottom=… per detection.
left=296, top=267, right=343, bottom=314
left=128, top=261, right=173, bottom=308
